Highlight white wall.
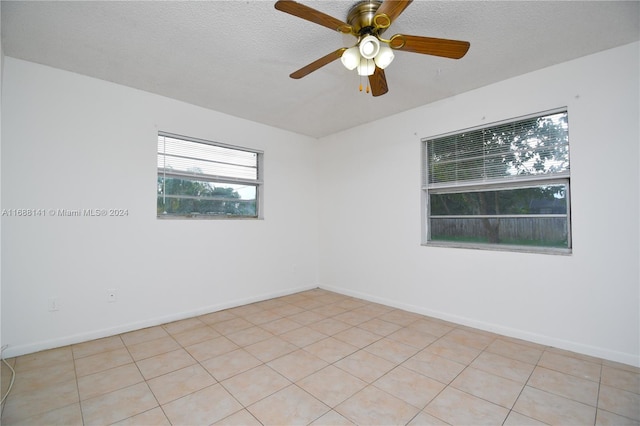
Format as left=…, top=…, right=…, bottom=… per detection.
left=318, top=42, right=640, bottom=366
left=1, top=58, right=319, bottom=357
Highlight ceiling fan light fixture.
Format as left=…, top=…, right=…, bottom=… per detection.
left=359, top=35, right=380, bottom=59
left=273, top=0, right=470, bottom=97
left=357, top=58, right=375, bottom=76
left=341, top=46, right=361, bottom=70
left=374, top=43, right=394, bottom=69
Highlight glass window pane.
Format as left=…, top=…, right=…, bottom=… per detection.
left=429, top=184, right=569, bottom=248
left=430, top=185, right=567, bottom=216
left=157, top=177, right=257, bottom=217
left=429, top=216, right=569, bottom=248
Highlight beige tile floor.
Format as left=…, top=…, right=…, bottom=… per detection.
left=2, top=289, right=639, bottom=425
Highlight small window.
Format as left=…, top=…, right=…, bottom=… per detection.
left=157, top=132, right=263, bottom=218
left=422, top=109, right=571, bottom=253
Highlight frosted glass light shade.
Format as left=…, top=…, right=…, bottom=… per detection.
left=359, top=35, right=380, bottom=59
left=357, top=58, right=375, bottom=76
left=374, top=44, right=394, bottom=69
left=341, top=46, right=360, bottom=70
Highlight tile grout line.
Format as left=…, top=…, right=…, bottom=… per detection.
left=506, top=343, right=547, bottom=425
left=162, top=319, right=253, bottom=425
left=71, top=343, right=86, bottom=426
left=216, top=296, right=356, bottom=424
left=215, top=299, right=324, bottom=423
left=148, top=328, right=192, bottom=426
left=501, top=346, right=546, bottom=426
left=418, top=333, right=501, bottom=426
left=109, top=333, right=161, bottom=426
left=195, top=313, right=267, bottom=422
left=594, top=367, right=602, bottom=426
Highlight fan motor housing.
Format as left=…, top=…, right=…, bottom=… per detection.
left=347, top=1, right=385, bottom=36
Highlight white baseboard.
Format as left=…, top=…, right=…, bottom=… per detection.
left=6, top=283, right=637, bottom=368
left=320, top=284, right=640, bottom=368
left=2, top=284, right=317, bottom=359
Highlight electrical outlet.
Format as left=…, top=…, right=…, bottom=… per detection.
left=107, top=288, right=117, bottom=303
left=48, top=297, right=59, bottom=311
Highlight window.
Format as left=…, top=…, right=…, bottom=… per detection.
left=157, top=132, right=263, bottom=218
left=422, top=109, right=571, bottom=253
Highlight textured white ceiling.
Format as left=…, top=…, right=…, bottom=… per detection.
left=2, top=1, right=639, bottom=138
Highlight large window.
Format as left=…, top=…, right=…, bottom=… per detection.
left=157, top=132, right=263, bottom=218
left=422, top=109, right=571, bottom=253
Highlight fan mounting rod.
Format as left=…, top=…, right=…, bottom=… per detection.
left=347, top=0, right=386, bottom=36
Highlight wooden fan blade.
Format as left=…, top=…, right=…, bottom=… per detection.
left=290, top=48, right=347, bottom=79
left=390, top=34, right=470, bottom=59
left=275, top=0, right=352, bottom=34
left=368, top=67, right=389, bottom=97
left=374, top=0, right=413, bottom=27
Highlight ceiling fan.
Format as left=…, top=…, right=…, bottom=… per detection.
left=274, top=0, right=470, bottom=96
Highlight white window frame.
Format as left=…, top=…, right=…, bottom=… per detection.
left=421, top=108, right=571, bottom=254
left=157, top=132, right=264, bottom=219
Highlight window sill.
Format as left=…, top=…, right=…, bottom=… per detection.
left=422, top=241, right=572, bottom=256
left=157, top=214, right=262, bottom=220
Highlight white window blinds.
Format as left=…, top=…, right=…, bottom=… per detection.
left=426, top=110, right=569, bottom=188
left=158, top=133, right=260, bottom=184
